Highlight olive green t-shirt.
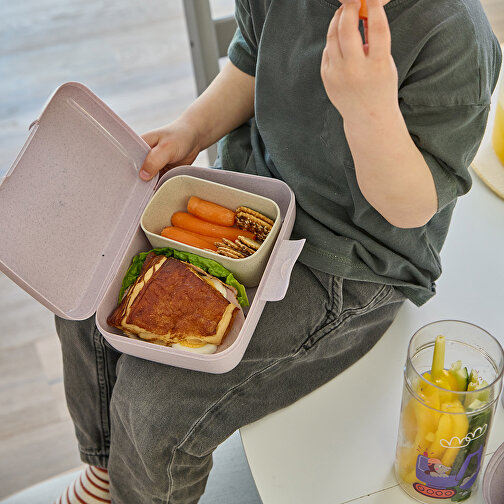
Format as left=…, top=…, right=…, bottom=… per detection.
left=219, top=0, right=502, bottom=306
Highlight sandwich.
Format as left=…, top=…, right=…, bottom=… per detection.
left=107, top=247, right=248, bottom=354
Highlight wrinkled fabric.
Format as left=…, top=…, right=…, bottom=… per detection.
left=221, top=0, right=502, bottom=305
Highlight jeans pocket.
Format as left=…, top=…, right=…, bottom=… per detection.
left=294, top=270, right=344, bottom=352
left=338, top=279, right=396, bottom=318
left=298, top=279, right=399, bottom=353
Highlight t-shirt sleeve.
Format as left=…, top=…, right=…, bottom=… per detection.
left=401, top=102, right=490, bottom=211
left=398, top=7, right=502, bottom=211
left=228, top=0, right=257, bottom=76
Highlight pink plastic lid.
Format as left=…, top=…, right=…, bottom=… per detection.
left=483, top=442, right=504, bottom=504
left=0, top=82, right=157, bottom=320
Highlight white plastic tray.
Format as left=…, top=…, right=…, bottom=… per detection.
left=141, top=174, right=282, bottom=287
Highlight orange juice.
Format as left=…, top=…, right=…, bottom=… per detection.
left=492, top=86, right=504, bottom=165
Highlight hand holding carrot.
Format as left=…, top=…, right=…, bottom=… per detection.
left=320, top=0, right=397, bottom=125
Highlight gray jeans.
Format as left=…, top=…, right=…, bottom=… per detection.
left=55, top=262, right=405, bottom=504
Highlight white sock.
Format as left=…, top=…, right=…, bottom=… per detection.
left=55, top=465, right=110, bottom=504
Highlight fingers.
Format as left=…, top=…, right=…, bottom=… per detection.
left=366, top=0, right=391, bottom=57
left=140, top=142, right=174, bottom=181
left=325, top=2, right=367, bottom=64
left=325, top=7, right=343, bottom=61
left=338, top=1, right=365, bottom=60
left=141, top=130, right=160, bottom=148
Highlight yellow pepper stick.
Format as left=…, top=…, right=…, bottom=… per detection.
left=401, top=335, right=451, bottom=479
left=440, top=401, right=469, bottom=469
left=398, top=389, right=441, bottom=478
left=427, top=335, right=458, bottom=400
left=425, top=337, right=468, bottom=461
left=428, top=413, right=452, bottom=459
left=432, top=335, right=446, bottom=377
left=401, top=399, right=417, bottom=444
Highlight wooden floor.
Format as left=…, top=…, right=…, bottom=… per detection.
left=0, top=0, right=228, bottom=498
left=0, top=0, right=502, bottom=499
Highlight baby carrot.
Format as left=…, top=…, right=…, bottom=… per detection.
left=171, top=212, right=256, bottom=241
left=359, top=0, right=368, bottom=19
left=187, top=196, right=235, bottom=227
left=160, top=226, right=217, bottom=251
left=169, top=226, right=217, bottom=246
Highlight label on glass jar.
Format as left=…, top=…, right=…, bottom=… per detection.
left=411, top=410, right=491, bottom=502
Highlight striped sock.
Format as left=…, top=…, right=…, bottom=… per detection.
left=55, top=465, right=111, bottom=504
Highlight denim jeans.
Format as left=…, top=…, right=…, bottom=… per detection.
left=55, top=262, right=405, bottom=504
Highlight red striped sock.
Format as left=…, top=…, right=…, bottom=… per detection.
left=55, top=465, right=111, bottom=504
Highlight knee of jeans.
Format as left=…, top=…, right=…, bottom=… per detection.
left=55, top=314, right=95, bottom=343
left=111, top=356, right=221, bottom=457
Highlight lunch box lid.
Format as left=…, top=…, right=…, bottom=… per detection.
left=483, top=441, right=504, bottom=504
left=0, top=82, right=157, bottom=320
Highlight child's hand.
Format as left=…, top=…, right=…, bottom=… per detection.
left=139, top=121, right=201, bottom=181
left=320, top=0, right=398, bottom=124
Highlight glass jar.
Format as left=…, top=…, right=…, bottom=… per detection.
left=492, top=78, right=504, bottom=166
left=394, top=320, right=504, bottom=503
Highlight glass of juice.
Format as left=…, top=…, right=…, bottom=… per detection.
left=492, top=78, right=504, bottom=166
left=395, top=320, right=504, bottom=503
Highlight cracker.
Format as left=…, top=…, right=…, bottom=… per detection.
left=235, top=206, right=275, bottom=226
left=222, top=238, right=243, bottom=251
left=235, top=212, right=272, bottom=241
left=233, top=240, right=255, bottom=256
left=237, top=235, right=261, bottom=251
left=216, top=246, right=245, bottom=259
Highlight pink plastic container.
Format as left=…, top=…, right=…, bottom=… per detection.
left=0, top=82, right=304, bottom=373
left=483, top=442, right=504, bottom=504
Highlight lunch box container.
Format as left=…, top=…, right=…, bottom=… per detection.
left=141, top=174, right=282, bottom=287
left=483, top=441, right=504, bottom=504
left=0, top=82, right=304, bottom=374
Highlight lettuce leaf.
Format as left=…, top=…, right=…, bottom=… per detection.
left=118, top=247, right=249, bottom=307
left=225, top=273, right=248, bottom=309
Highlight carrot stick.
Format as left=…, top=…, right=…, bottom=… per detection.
left=160, top=226, right=217, bottom=251
left=171, top=212, right=256, bottom=241
left=187, top=196, right=235, bottom=227
left=170, top=226, right=217, bottom=246
left=359, top=0, right=368, bottom=19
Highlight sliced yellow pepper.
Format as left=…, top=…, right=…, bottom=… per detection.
left=427, top=413, right=452, bottom=459
left=441, top=401, right=469, bottom=469
left=424, top=335, right=459, bottom=401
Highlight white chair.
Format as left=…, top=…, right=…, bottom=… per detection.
left=182, top=0, right=237, bottom=164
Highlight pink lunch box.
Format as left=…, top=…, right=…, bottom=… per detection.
left=0, top=82, right=304, bottom=374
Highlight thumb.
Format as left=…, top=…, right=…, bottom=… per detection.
left=139, top=142, right=176, bottom=181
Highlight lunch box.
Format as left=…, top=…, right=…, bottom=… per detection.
left=0, top=82, right=304, bottom=373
